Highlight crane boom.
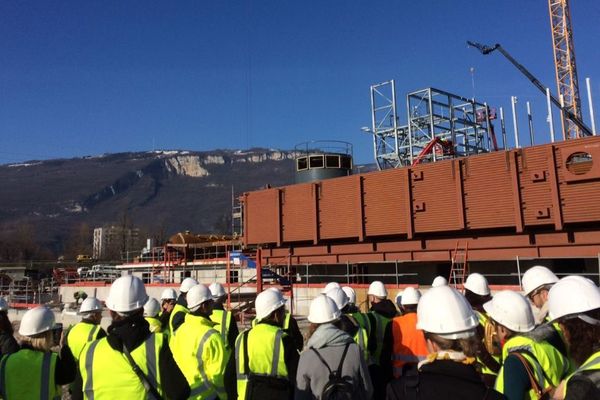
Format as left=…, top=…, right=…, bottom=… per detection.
left=549, top=0, right=583, bottom=139
left=467, top=41, right=592, bottom=137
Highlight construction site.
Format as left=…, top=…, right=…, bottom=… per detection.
left=2, top=1, right=599, bottom=321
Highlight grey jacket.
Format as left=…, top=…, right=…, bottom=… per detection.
left=295, top=323, right=373, bottom=400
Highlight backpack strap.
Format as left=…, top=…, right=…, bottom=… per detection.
left=310, top=347, right=333, bottom=375
left=335, top=343, right=351, bottom=379
left=510, top=352, right=549, bottom=399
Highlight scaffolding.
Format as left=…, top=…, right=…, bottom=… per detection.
left=369, top=82, right=497, bottom=169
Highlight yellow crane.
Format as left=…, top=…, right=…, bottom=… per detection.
left=548, top=0, right=583, bottom=139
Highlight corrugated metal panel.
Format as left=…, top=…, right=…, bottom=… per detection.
left=318, top=176, right=359, bottom=239
left=363, top=169, right=407, bottom=237
left=555, top=138, right=600, bottom=223
left=245, top=189, right=280, bottom=244
left=519, top=147, right=555, bottom=227
left=281, top=183, right=315, bottom=242
left=463, top=152, right=515, bottom=229
left=412, top=161, right=461, bottom=233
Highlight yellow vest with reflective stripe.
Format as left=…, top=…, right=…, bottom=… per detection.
left=370, top=311, right=390, bottom=365
left=353, top=323, right=370, bottom=363
left=235, top=323, right=288, bottom=400
left=210, top=309, right=232, bottom=349
left=169, top=303, right=189, bottom=334
left=170, top=313, right=227, bottom=400
left=562, top=350, right=600, bottom=398
left=145, top=317, right=163, bottom=333
left=473, top=311, right=500, bottom=377
left=67, top=322, right=102, bottom=361
left=80, top=333, right=164, bottom=400
left=495, top=335, right=570, bottom=399
left=0, top=349, right=61, bottom=400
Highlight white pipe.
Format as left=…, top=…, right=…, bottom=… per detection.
left=546, top=88, right=555, bottom=143
left=511, top=96, right=520, bottom=148
left=526, top=101, right=534, bottom=145
left=586, top=78, right=597, bottom=135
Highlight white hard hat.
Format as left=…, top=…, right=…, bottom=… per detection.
left=400, top=287, right=422, bottom=306
left=464, top=273, right=490, bottom=296
left=79, top=297, right=102, bottom=314
left=548, top=276, right=600, bottom=321
left=105, top=275, right=148, bottom=313
left=322, top=282, right=341, bottom=293
left=0, top=298, right=8, bottom=312
left=432, top=276, right=448, bottom=287
left=416, top=286, right=477, bottom=339
left=521, top=266, right=558, bottom=296
left=341, top=287, right=356, bottom=304
left=160, top=288, right=177, bottom=301
left=483, top=290, right=535, bottom=333
left=255, top=288, right=286, bottom=321
left=143, top=298, right=161, bottom=317
left=308, top=294, right=341, bottom=324
left=209, top=282, right=226, bottom=299
left=186, top=284, right=213, bottom=311
left=325, top=287, right=349, bottom=311
left=19, top=306, right=56, bottom=336
left=180, top=277, right=199, bottom=293
left=368, top=281, right=388, bottom=298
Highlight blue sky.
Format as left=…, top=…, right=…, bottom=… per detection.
left=1, top=1, right=599, bottom=165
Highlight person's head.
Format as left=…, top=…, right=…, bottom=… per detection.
left=483, top=290, right=535, bottom=344
left=179, top=277, right=199, bottom=300
left=209, top=282, right=227, bottom=304
left=79, top=297, right=103, bottom=324
left=463, top=273, right=491, bottom=311
left=522, top=266, right=558, bottom=308
left=19, top=306, right=57, bottom=352
left=143, top=297, right=161, bottom=318
left=431, top=276, right=448, bottom=288
left=321, top=282, right=341, bottom=294
left=416, top=286, right=479, bottom=356
left=341, top=287, right=356, bottom=305
left=325, top=287, right=349, bottom=314
left=160, top=288, right=177, bottom=312
left=368, top=281, right=387, bottom=304
left=105, top=275, right=148, bottom=322
left=548, top=276, right=600, bottom=365
left=307, top=294, right=341, bottom=338
left=186, top=284, right=214, bottom=317
left=255, top=288, right=287, bottom=327
left=399, top=287, right=421, bottom=314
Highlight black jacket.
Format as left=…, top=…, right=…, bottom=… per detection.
left=386, top=360, right=507, bottom=400
left=0, top=331, right=19, bottom=358
left=106, top=314, right=190, bottom=400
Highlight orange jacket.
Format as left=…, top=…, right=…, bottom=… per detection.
left=391, top=312, right=429, bottom=377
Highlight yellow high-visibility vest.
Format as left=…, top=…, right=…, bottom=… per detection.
left=235, top=323, right=288, bottom=400
left=170, top=313, right=228, bottom=399
left=67, top=322, right=102, bottom=361
left=80, top=333, right=164, bottom=400
left=495, top=335, right=570, bottom=400
left=0, top=349, right=61, bottom=400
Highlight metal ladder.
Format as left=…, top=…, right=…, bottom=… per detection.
left=449, top=242, right=469, bottom=291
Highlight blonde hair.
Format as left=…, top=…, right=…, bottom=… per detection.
left=21, top=330, right=53, bottom=352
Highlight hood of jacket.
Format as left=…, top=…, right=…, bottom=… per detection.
left=107, top=312, right=151, bottom=352
left=371, top=299, right=398, bottom=319
left=306, top=322, right=353, bottom=349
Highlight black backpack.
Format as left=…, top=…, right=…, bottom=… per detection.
left=310, top=343, right=354, bottom=400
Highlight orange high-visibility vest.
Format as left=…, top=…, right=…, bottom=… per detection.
left=391, top=313, right=428, bottom=378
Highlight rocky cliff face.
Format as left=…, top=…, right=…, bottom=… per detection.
left=0, top=148, right=298, bottom=257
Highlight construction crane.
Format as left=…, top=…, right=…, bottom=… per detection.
left=467, top=41, right=593, bottom=138
left=548, top=0, right=583, bottom=140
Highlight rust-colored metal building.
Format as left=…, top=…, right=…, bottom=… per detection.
left=242, top=136, right=600, bottom=280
